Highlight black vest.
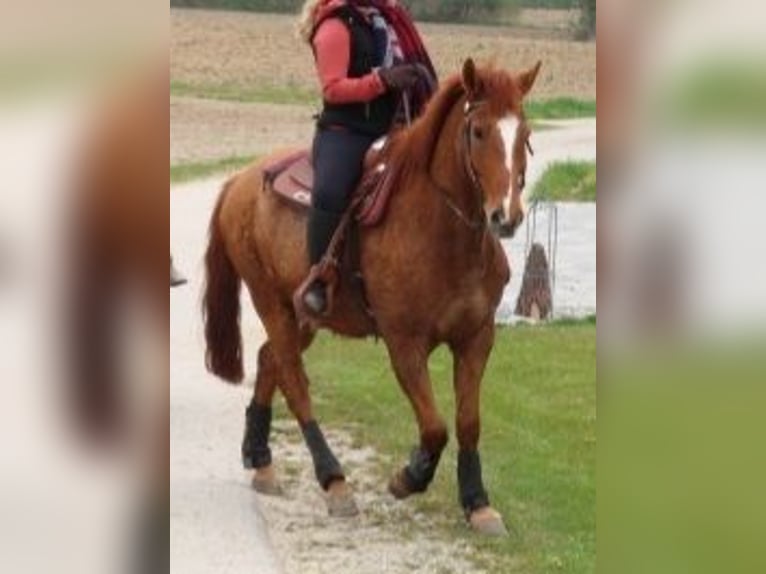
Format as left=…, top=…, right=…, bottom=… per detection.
left=313, top=6, right=398, bottom=137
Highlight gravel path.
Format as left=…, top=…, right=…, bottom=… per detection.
left=170, top=184, right=281, bottom=573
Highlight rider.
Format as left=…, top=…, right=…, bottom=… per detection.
left=298, top=0, right=436, bottom=314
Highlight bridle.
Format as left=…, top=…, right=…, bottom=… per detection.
left=430, top=98, right=489, bottom=231
left=431, top=97, right=533, bottom=232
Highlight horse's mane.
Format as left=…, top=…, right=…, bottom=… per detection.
left=389, top=74, right=465, bottom=178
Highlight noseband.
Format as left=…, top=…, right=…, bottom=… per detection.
left=431, top=99, right=489, bottom=231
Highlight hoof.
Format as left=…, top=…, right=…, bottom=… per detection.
left=251, top=465, right=282, bottom=496
left=388, top=469, right=413, bottom=500
left=468, top=506, right=508, bottom=537
left=326, top=480, right=359, bottom=517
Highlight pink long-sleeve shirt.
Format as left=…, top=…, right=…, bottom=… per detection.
left=312, top=16, right=387, bottom=104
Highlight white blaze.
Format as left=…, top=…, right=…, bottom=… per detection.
left=498, top=114, right=521, bottom=218
left=498, top=115, right=520, bottom=175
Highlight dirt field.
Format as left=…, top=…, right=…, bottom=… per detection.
left=171, top=8, right=596, bottom=101
left=170, top=8, right=595, bottom=164
left=170, top=97, right=315, bottom=163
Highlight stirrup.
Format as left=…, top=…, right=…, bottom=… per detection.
left=303, top=282, right=328, bottom=315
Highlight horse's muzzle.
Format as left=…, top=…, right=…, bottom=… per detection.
left=489, top=209, right=523, bottom=239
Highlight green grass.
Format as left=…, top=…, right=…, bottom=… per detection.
left=288, top=322, right=596, bottom=573
left=171, top=80, right=319, bottom=106
left=526, top=98, right=596, bottom=120
left=531, top=160, right=596, bottom=202
left=170, top=154, right=258, bottom=184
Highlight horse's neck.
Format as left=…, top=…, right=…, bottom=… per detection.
left=392, top=103, right=489, bottom=265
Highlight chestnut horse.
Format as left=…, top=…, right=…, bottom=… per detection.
left=203, top=59, right=541, bottom=535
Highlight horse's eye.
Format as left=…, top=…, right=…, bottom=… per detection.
left=472, top=126, right=484, bottom=140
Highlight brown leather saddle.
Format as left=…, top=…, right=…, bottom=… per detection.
left=262, top=137, right=395, bottom=227
left=261, top=137, right=398, bottom=325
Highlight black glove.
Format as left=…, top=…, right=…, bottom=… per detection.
left=378, top=64, right=421, bottom=92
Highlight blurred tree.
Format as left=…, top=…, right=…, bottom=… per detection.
left=402, top=0, right=506, bottom=21
left=170, top=0, right=520, bottom=24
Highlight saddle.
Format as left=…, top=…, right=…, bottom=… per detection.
left=261, top=137, right=399, bottom=324
left=262, top=137, right=395, bottom=227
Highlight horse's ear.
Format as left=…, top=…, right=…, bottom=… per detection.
left=517, top=60, right=542, bottom=97
left=462, top=58, right=481, bottom=98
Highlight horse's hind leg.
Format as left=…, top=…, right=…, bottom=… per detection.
left=385, top=337, right=449, bottom=499
left=243, top=340, right=282, bottom=495
left=243, top=327, right=317, bottom=495
left=256, top=303, right=358, bottom=516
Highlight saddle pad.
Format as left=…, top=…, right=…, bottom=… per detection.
left=265, top=150, right=312, bottom=209
left=264, top=138, right=396, bottom=225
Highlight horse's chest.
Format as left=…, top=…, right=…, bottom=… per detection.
left=363, top=228, right=510, bottom=335
left=437, top=285, right=490, bottom=334
left=442, top=247, right=510, bottom=329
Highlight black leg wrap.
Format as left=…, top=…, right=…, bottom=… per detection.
left=403, top=446, right=442, bottom=493
left=242, top=403, right=272, bottom=470
left=458, top=449, right=490, bottom=515
left=302, top=420, right=344, bottom=490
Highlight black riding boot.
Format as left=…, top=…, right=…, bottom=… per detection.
left=304, top=207, right=342, bottom=314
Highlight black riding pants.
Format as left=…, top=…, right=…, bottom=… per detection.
left=311, top=127, right=377, bottom=214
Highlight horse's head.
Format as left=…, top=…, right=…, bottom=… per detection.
left=459, top=58, right=541, bottom=238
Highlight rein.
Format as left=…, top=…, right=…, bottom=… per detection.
left=430, top=98, right=488, bottom=231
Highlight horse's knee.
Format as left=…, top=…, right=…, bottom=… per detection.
left=257, top=343, right=275, bottom=371
left=254, top=345, right=279, bottom=404
left=276, top=369, right=314, bottom=425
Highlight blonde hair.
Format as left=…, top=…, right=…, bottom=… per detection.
left=297, top=0, right=324, bottom=44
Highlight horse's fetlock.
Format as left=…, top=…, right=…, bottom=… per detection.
left=302, top=420, right=345, bottom=489
left=458, top=449, right=490, bottom=514
left=403, top=445, right=442, bottom=493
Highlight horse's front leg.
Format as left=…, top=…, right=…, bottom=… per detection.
left=385, top=337, right=449, bottom=499
left=452, top=322, right=508, bottom=536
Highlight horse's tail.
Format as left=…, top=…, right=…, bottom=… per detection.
left=203, top=178, right=244, bottom=383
